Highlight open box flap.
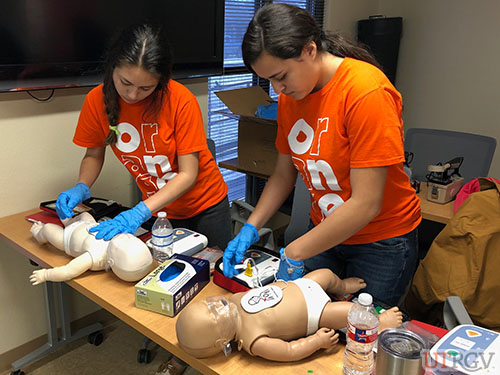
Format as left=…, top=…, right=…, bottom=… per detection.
left=215, top=86, right=273, bottom=118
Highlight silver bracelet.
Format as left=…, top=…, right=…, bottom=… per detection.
left=282, top=248, right=304, bottom=275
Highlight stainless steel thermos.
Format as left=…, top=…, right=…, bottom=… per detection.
left=375, top=328, right=425, bottom=375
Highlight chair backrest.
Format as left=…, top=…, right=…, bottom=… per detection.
left=284, top=174, right=311, bottom=246
left=404, top=128, right=497, bottom=183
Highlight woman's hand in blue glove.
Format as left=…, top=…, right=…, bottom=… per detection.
left=223, top=223, right=259, bottom=278
left=276, top=247, right=305, bottom=281
left=89, top=201, right=152, bottom=241
left=56, top=182, right=91, bottom=219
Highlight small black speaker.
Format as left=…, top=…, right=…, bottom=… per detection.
left=357, top=16, right=403, bottom=85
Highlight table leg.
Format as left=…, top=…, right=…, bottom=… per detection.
left=11, top=282, right=103, bottom=371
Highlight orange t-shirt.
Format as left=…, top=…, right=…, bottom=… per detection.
left=73, top=80, right=227, bottom=219
left=276, top=58, right=421, bottom=244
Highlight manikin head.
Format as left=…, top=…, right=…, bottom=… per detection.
left=176, top=296, right=239, bottom=358
left=107, top=233, right=153, bottom=282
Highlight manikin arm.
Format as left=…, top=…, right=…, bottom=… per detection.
left=29, top=252, right=93, bottom=285
left=250, top=328, right=339, bottom=362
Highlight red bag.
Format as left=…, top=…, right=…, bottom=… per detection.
left=454, top=177, right=500, bottom=213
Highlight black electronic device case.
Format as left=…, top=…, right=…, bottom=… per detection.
left=213, top=246, right=280, bottom=293
left=40, top=197, right=156, bottom=237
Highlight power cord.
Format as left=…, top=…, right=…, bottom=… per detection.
left=26, top=89, right=55, bottom=102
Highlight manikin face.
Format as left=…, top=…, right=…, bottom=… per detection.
left=251, top=43, right=320, bottom=101
left=176, top=296, right=239, bottom=358
left=112, top=64, right=160, bottom=104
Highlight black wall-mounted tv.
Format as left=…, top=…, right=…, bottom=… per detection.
left=0, top=0, right=224, bottom=92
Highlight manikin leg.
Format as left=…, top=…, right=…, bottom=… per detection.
left=305, top=269, right=402, bottom=331
left=30, top=222, right=65, bottom=250
left=30, top=212, right=96, bottom=251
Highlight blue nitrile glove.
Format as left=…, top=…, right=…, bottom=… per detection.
left=56, top=182, right=91, bottom=220
left=276, top=247, right=305, bottom=281
left=89, top=201, right=152, bottom=241
left=223, top=223, right=259, bottom=278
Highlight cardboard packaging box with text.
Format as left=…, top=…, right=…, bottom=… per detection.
left=134, top=254, right=210, bottom=317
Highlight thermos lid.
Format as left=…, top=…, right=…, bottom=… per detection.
left=378, top=329, right=425, bottom=360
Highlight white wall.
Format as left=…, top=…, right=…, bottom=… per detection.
left=325, top=0, right=500, bottom=178
left=0, top=87, right=126, bottom=355
left=395, top=0, right=500, bottom=179
left=0, top=79, right=208, bottom=356
left=325, top=0, right=379, bottom=38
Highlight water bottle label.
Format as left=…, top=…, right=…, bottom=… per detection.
left=151, top=232, right=173, bottom=247
left=347, top=322, right=378, bottom=343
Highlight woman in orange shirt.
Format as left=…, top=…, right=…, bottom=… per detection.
left=56, top=23, right=232, bottom=252
left=57, top=23, right=231, bottom=374
left=223, top=4, right=421, bottom=306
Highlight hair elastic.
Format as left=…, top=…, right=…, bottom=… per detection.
left=109, top=125, right=119, bottom=135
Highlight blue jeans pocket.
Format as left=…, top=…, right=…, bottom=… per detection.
left=372, top=236, right=408, bottom=251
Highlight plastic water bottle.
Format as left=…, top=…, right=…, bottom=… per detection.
left=343, top=293, right=379, bottom=375
left=151, top=211, right=174, bottom=263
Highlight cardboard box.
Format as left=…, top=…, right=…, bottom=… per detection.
left=134, top=254, right=210, bottom=317
left=215, top=86, right=278, bottom=176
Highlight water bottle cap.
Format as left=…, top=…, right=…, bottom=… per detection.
left=358, top=293, right=373, bottom=306
left=157, top=211, right=166, bottom=218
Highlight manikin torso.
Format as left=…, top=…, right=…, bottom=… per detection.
left=63, top=219, right=108, bottom=270
left=230, top=281, right=308, bottom=355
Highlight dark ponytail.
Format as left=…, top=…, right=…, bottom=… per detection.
left=242, top=3, right=380, bottom=72
left=321, top=32, right=381, bottom=69
left=103, top=83, right=120, bottom=145
left=101, top=23, right=173, bottom=145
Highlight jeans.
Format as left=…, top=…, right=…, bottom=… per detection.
left=169, top=195, right=232, bottom=250
left=304, top=227, right=419, bottom=306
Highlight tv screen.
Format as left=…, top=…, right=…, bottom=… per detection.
left=0, top=0, right=224, bottom=92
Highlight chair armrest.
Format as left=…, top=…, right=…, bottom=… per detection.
left=443, top=296, right=473, bottom=330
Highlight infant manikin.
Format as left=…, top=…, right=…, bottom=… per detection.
left=176, top=268, right=403, bottom=362
left=29, top=212, right=153, bottom=285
